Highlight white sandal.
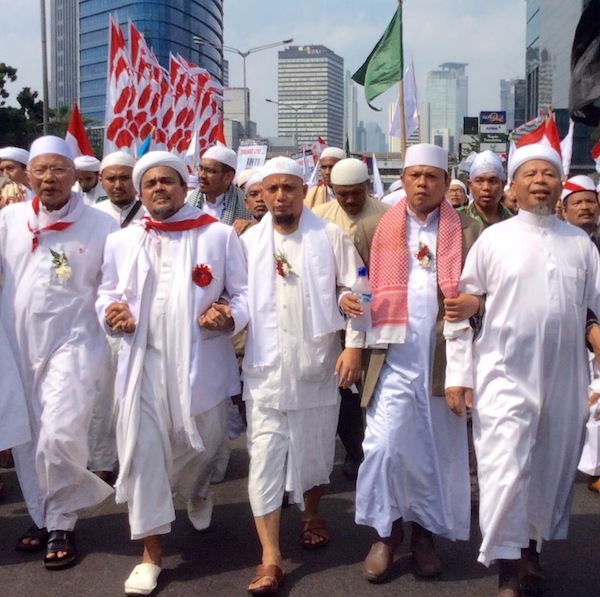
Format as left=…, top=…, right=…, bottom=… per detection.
left=124, top=563, right=161, bottom=595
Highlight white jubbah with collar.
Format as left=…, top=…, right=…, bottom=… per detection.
left=446, top=209, right=600, bottom=565
left=96, top=203, right=248, bottom=503
left=94, top=198, right=146, bottom=226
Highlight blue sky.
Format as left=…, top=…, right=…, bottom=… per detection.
left=4, top=0, right=526, bottom=136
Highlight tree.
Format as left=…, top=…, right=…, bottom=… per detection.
left=0, top=63, right=17, bottom=107
left=17, top=87, right=44, bottom=122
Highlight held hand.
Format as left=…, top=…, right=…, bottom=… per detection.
left=198, top=302, right=234, bottom=331
left=334, top=347, right=362, bottom=388
left=444, top=386, right=473, bottom=418
left=444, top=293, right=480, bottom=322
left=105, top=302, right=136, bottom=334
left=340, top=293, right=364, bottom=319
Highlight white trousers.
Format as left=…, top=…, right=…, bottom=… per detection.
left=355, top=362, right=470, bottom=541
left=13, top=348, right=114, bottom=530
left=125, top=393, right=228, bottom=540
left=246, top=400, right=339, bottom=517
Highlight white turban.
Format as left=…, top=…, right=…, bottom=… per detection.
left=100, top=151, right=135, bottom=173
left=561, top=175, right=597, bottom=203
left=404, top=143, right=448, bottom=172
left=320, top=147, right=346, bottom=161
left=28, top=136, right=74, bottom=164
left=236, top=168, right=259, bottom=188
left=74, top=155, right=101, bottom=172
left=330, top=158, right=369, bottom=185
left=450, top=179, right=467, bottom=193
left=0, top=146, right=29, bottom=165
left=245, top=171, right=263, bottom=190
left=261, top=156, right=304, bottom=181
left=469, top=150, right=504, bottom=180
left=132, top=151, right=189, bottom=194
left=202, top=146, right=238, bottom=171
left=388, top=179, right=403, bottom=193
left=507, top=144, right=563, bottom=181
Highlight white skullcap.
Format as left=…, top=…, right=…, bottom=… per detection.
left=450, top=179, right=467, bottom=193
left=245, top=171, right=263, bottom=190
left=330, top=158, right=369, bottom=185
left=188, top=175, right=199, bottom=189
left=202, top=146, right=238, bottom=171
left=132, top=150, right=189, bottom=194
left=28, top=135, right=74, bottom=164
left=404, top=143, right=448, bottom=172
left=0, top=146, right=29, bottom=165
left=320, top=147, right=346, bottom=161
left=74, top=155, right=101, bottom=172
left=261, top=156, right=304, bottom=181
left=388, top=179, right=403, bottom=193
left=507, top=143, right=563, bottom=181
left=236, top=168, right=259, bottom=188
left=561, top=175, right=597, bottom=202
left=469, top=150, right=504, bottom=180
left=100, top=151, right=135, bottom=173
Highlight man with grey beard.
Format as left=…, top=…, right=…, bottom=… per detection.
left=445, top=144, right=600, bottom=597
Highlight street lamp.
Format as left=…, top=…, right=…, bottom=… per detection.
left=266, top=98, right=327, bottom=148
left=194, top=36, right=293, bottom=139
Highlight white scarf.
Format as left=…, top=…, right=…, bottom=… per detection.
left=114, top=205, right=205, bottom=503
left=245, top=207, right=344, bottom=368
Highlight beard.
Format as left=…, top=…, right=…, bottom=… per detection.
left=274, top=213, right=296, bottom=227
left=529, top=204, right=553, bottom=217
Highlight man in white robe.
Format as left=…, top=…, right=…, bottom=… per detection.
left=352, top=144, right=482, bottom=584
left=73, top=155, right=105, bottom=205
left=304, top=147, right=346, bottom=209
left=87, top=151, right=145, bottom=481
left=97, top=151, right=248, bottom=596
left=445, top=144, right=600, bottom=597
left=242, top=156, right=364, bottom=594
left=0, top=136, right=117, bottom=569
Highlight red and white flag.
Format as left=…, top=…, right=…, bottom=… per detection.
left=104, top=16, right=136, bottom=154
left=515, top=114, right=562, bottom=157
left=591, top=138, right=600, bottom=174
left=65, top=101, right=94, bottom=157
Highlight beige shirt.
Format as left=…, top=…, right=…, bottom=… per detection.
left=313, top=195, right=389, bottom=241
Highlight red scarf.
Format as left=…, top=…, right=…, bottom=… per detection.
left=27, top=196, right=75, bottom=252
left=370, top=197, right=463, bottom=330
left=141, top=214, right=217, bottom=232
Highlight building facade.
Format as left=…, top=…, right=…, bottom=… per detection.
left=425, top=62, right=468, bottom=154
left=277, top=45, right=344, bottom=148
left=74, top=0, right=224, bottom=123
left=500, top=78, right=527, bottom=130
left=50, top=0, right=79, bottom=111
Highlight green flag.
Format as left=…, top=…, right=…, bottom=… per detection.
left=352, top=5, right=403, bottom=110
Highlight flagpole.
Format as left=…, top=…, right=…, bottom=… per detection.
left=397, top=1, right=406, bottom=159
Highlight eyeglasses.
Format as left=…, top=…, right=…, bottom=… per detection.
left=28, top=166, right=73, bottom=178
left=198, top=165, right=227, bottom=175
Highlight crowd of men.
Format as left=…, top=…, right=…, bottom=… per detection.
left=0, top=135, right=599, bottom=597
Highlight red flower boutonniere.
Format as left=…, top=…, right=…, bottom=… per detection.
left=274, top=250, right=294, bottom=277
left=415, top=242, right=432, bottom=269
left=192, top=263, right=213, bottom=287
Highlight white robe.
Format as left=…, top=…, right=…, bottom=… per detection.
left=96, top=204, right=248, bottom=534
left=0, top=196, right=117, bottom=530
left=355, top=207, right=470, bottom=541
left=242, top=211, right=362, bottom=513
left=446, top=209, right=600, bottom=565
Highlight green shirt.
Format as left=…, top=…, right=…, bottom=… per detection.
left=459, top=202, right=514, bottom=228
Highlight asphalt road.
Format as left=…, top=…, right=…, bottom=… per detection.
left=1, top=438, right=599, bottom=597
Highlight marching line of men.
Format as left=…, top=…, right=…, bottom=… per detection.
left=0, top=136, right=599, bottom=597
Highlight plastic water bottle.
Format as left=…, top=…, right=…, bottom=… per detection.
left=351, top=266, right=372, bottom=332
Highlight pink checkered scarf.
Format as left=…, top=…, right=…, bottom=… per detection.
left=368, top=197, right=462, bottom=344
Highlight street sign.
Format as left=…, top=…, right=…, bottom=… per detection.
left=480, top=142, right=508, bottom=153
left=480, top=132, right=509, bottom=144
left=479, top=111, right=507, bottom=125
left=480, top=123, right=508, bottom=133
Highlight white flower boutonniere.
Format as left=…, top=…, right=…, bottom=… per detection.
left=415, top=242, right=432, bottom=269
left=50, top=249, right=72, bottom=284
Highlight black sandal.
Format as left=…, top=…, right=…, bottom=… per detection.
left=16, top=524, right=49, bottom=552
left=44, top=530, right=77, bottom=570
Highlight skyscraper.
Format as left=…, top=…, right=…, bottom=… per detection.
left=50, top=0, right=79, bottom=111
left=425, top=62, right=468, bottom=153
left=525, top=0, right=589, bottom=120
left=500, top=78, right=527, bottom=130
left=69, top=0, right=224, bottom=123
left=345, top=71, right=359, bottom=152
left=276, top=46, right=344, bottom=148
